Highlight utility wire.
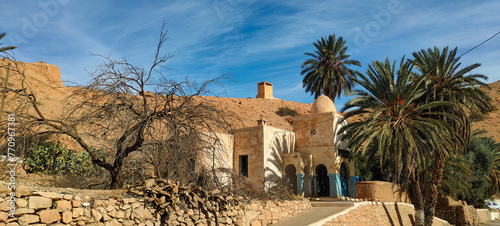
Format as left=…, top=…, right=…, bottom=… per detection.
left=283, top=32, right=500, bottom=134
left=459, top=31, right=500, bottom=58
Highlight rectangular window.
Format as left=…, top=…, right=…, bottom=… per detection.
left=239, top=155, right=248, bottom=177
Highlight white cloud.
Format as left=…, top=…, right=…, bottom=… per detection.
left=1, top=0, right=499, bottom=105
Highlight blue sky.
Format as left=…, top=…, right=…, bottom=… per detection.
left=1, top=0, right=500, bottom=108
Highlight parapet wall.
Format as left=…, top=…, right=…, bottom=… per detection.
left=355, top=181, right=410, bottom=203
left=323, top=202, right=450, bottom=226
left=0, top=185, right=310, bottom=226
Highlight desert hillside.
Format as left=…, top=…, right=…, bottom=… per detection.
left=472, top=80, right=500, bottom=141
left=2, top=59, right=499, bottom=141
left=0, top=59, right=312, bottom=132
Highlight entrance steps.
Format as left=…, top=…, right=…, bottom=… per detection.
left=309, top=197, right=363, bottom=207
left=309, top=197, right=363, bottom=202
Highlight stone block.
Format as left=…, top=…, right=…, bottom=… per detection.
left=72, top=200, right=82, bottom=208
left=102, top=211, right=111, bottom=221
left=250, top=220, right=262, bottom=226
left=0, top=200, right=13, bottom=211
left=92, top=209, right=103, bottom=222
left=13, top=208, right=34, bottom=216
left=73, top=207, right=84, bottom=218
left=94, top=200, right=106, bottom=207
left=38, top=209, right=60, bottom=224
left=106, top=219, right=122, bottom=226
left=124, top=209, right=131, bottom=219
left=29, top=196, right=52, bottom=210
left=55, top=200, right=72, bottom=212
left=108, top=210, right=117, bottom=218
left=108, top=199, right=118, bottom=206
left=33, top=192, right=62, bottom=200
left=14, top=199, right=27, bottom=208
left=132, top=206, right=153, bottom=220
left=106, top=205, right=115, bottom=212
left=62, top=194, right=73, bottom=200
left=15, top=186, right=33, bottom=198
left=0, top=211, right=9, bottom=221
left=61, top=210, right=72, bottom=224
left=84, top=208, right=92, bottom=218
left=6, top=222, right=20, bottom=226
left=131, top=203, right=141, bottom=209
left=116, top=211, right=125, bottom=219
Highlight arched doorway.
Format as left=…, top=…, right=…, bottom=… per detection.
left=285, top=164, right=297, bottom=194
left=340, top=162, right=349, bottom=197
left=315, top=164, right=329, bottom=196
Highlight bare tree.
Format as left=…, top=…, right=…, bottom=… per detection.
left=1, top=23, right=237, bottom=189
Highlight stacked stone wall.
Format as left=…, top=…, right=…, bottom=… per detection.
left=0, top=186, right=310, bottom=226
left=435, top=197, right=487, bottom=226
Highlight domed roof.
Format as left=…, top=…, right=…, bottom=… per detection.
left=311, top=94, right=336, bottom=114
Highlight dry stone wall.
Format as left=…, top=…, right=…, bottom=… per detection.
left=0, top=180, right=310, bottom=226
left=435, top=197, right=486, bottom=226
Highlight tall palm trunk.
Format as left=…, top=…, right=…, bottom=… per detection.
left=424, top=152, right=445, bottom=225
left=411, top=180, right=425, bottom=226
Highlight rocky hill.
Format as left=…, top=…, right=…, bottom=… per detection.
left=0, top=59, right=312, bottom=132
left=472, top=80, right=500, bottom=141
left=1, top=59, right=499, bottom=141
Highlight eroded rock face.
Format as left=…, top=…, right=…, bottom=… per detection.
left=0, top=59, right=65, bottom=89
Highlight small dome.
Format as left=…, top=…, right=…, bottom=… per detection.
left=311, top=95, right=336, bottom=114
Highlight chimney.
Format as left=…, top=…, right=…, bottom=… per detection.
left=257, top=118, right=268, bottom=126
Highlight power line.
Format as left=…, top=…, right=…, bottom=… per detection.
left=459, top=31, right=500, bottom=58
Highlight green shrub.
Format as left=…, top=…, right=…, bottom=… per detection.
left=275, top=107, right=298, bottom=117
left=24, top=141, right=103, bottom=177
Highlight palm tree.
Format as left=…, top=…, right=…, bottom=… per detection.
left=340, top=57, right=459, bottom=226
left=0, top=33, right=16, bottom=53
left=301, top=34, right=360, bottom=102
left=412, top=46, right=491, bottom=225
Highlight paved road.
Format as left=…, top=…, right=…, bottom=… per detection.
left=274, top=204, right=353, bottom=226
